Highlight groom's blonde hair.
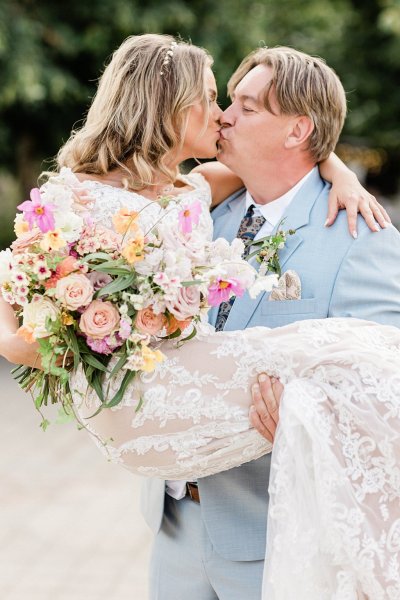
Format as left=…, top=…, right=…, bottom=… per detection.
left=57, top=34, right=212, bottom=189
left=228, top=46, right=347, bottom=162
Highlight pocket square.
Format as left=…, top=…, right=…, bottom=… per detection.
left=268, top=270, right=301, bottom=301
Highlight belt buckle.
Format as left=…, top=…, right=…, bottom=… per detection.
left=186, top=482, right=200, bottom=503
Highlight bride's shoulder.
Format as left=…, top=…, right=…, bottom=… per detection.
left=178, top=172, right=212, bottom=207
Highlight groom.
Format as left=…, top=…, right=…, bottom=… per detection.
left=143, top=47, right=400, bottom=599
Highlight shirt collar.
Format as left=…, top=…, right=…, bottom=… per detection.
left=245, top=167, right=316, bottom=226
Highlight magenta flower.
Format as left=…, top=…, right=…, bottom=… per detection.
left=178, top=201, right=202, bottom=234
left=207, top=277, right=245, bottom=306
left=17, top=188, right=56, bottom=233
left=86, top=336, right=113, bottom=355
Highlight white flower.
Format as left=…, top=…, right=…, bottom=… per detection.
left=249, top=274, right=279, bottom=299
left=158, top=224, right=206, bottom=266
left=11, top=270, right=29, bottom=287
left=21, top=295, right=60, bottom=338
left=54, top=210, right=84, bottom=243
left=34, top=260, right=51, bottom=280
left=135, top=247, right=163, bottom=276
left=163, top=248, right=192, bottom=280
left=207, top=238, right=245, bottom=265
left=0, top=249, right=14, bottom=285
left=40, top=182, right=74, bottom=211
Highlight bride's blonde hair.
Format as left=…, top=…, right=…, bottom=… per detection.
left=57, top=34, right=212, bottom=189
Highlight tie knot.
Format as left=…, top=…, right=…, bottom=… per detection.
left=244, top=204, right=255, bottom=219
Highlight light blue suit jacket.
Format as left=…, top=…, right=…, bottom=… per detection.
left=141, top=168, right=400, bottom=561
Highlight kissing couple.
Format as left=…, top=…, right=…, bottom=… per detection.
left=1, top=33, right=399, bottom=600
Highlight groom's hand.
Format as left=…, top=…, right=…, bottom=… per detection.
left=250, top=374, right=284, bottom=443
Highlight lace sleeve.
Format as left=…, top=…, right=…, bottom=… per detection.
left=72, top=326, right=272, bottom=480
left=71, top=318, right=400, bottom=480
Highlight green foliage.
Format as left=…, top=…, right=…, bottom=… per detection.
left=0, top=0, right=399, bottom=246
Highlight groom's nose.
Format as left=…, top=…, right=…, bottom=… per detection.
left=221, top=104, right=235, bottom=128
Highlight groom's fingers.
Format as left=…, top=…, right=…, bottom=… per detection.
left=250, top=374, right=283, bottom=443
left=250, top=399, right=274, bottom=443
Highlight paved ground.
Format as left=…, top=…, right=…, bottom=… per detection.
left=0, top=359, right=152, bottom=600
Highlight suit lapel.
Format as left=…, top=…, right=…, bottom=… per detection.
left=211, top=188, right=246, bottom=242
left=221, top=169, right=325, bottom=330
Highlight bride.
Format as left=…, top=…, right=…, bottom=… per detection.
left=1, top=34, right=399, bottom=600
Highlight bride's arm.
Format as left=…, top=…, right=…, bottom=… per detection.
left=192, top=156, right=390, bottom=235
left=0, top=297, right=41, bottom=367
left=320, top=152, right=390, bottom=235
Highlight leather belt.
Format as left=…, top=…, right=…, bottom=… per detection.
left=185, top=482, right=200, bottom=503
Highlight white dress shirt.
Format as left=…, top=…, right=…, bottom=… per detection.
left=165, top=167, right=316, bottom=500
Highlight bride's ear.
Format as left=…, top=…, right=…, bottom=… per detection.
left=284, top=116, right=314, bottom=150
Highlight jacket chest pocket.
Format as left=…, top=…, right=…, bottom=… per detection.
left=261, top=297, right=317, bottom=316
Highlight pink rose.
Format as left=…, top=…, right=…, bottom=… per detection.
left=55, top=273, right=94, bottom=310
left=167, top=286, right=201, bottom=321
left=11, top=229, right=42, bottom=254
left=135, top=306, right=166, bottom=335
left=79, top=300, right=120, bottom=339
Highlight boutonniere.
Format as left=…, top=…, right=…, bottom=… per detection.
left=246, top=221, right=296, bottom=276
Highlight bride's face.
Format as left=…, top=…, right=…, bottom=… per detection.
left=180, top=67, right=223, bottom=160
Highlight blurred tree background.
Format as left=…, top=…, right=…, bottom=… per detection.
left=1, top=0, right=400, bottom=247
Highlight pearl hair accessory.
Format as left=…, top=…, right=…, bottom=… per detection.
left=160, top=41, right=178, bottom=76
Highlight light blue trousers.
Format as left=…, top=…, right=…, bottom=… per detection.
left=149, top=495, right=264, bottom=600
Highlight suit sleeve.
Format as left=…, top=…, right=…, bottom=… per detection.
left=328, top=223, right=400, bottom=326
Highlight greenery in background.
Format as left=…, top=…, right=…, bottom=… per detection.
left=1, top=0, right=400, bottom=248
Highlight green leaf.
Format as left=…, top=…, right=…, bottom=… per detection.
left=105, top=369, right=136, bottom=408
left=180, top=326, right=197, bottom=343
left=90, top=372, right=105, bottom=404
left=135, top=395, right=144, bottom=413
left=109, top=354, right=128, bottom=377
left=40, top=419, right=50, bottom=432
left=95, top=273, right=136, bottom=298
left=82, top=353, right=109, bottom=372
left=81, top=252, right=111, bottom=261
left=92, top=266, right=132, bottom=276
left=160, top=328, right=182, bottom=340
left=64, top=328, right=80, bottom=371
left=181, top=280, right=205, bottom=287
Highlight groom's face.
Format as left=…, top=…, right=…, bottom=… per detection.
left=218, top=64, right=295, bottom=177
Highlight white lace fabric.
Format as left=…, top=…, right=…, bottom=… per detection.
left=70, top=175, right=400, bottom=600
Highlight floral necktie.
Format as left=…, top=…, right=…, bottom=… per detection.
left=215, top=205, right=266, bottom=331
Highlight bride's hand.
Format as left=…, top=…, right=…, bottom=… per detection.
left=0, top=331, right=42, bottom=369
left=325, top=173, right=391, bottom=238
left=249, top=374, right=284, bottom=443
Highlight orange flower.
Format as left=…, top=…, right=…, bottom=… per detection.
left=121, top=235, right=145, bottom=264
left=166, top=315, right=192, bottom=335
left=16, top=325, right=36, bottom=344
left=112, top=207, right=140, bottom=235
left=56, top=256, right=79, bottom=278
left=61, top=313, right=75, bottom=326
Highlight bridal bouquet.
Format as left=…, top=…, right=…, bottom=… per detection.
left=0, top=169, right=275, bottom=429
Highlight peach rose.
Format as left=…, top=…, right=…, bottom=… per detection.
left=135, top=306, right=166, bottom=336
left=11, top=229, right=42, bottom=254
left=79, top=300, right=120, bottom=339
left=167, top=286, right=200, bottom=321
left=55, top=273, right=94, bottom=310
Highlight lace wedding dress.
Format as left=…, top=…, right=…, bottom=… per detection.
left=71, top=174, right=400, bottom=600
